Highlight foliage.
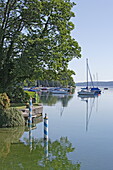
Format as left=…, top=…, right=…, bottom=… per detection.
left=0, top=93, right=25, bottom=128
left=0, top=93, right=10, bottom=109
left=0, top=107, right=25, bottom=127
left=7, top=85, right=30, bottom=103
left=25, top=91, right=36, bottom=98
left=0, top=131, right=80, bottom=170
left=25, top=91, right=40, bottom=103
left=7, top=85, right=40, bottom=103
left=0, top=127, right=25, bottom=158
left=57, top=69, right=76, bottom=86
left=36, top=68, right=76, bottom=87
left=47, top=137, right=80, bottom=169
left=0, top=0, right=81, bottom=93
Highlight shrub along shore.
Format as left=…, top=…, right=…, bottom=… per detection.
left=0, top=92, right=40, bottom=128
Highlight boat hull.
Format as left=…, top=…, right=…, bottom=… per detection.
left=78, top=90, right=96, bottom=96
left=51, top=90, right=68, bottom=94
left=91, top=87, right=101, bottom=94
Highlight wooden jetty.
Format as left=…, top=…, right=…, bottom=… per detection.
left=20, top=104, right=43, bottom=124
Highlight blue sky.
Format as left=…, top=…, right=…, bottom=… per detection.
left=69, top=0, right=113, bottom=82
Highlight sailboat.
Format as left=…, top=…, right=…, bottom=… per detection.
left=90, top=73, right=101, bottom=94
left=78, top=59, right=96, bottom=96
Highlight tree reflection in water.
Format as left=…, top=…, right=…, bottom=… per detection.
left=40, top=93, right=74, bottom=107
left=0, top=128, right=80, bottom=170
left=0, top=127, right=25, bottom=158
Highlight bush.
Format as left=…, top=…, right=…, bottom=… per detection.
left=7, top=86, right=30, bottom=103
left=0, top=93, right=10, bottom=109
left=0, top=108, right=25, bottom=127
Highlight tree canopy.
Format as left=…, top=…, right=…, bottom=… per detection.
left=0, top=0, right=81, bottom=92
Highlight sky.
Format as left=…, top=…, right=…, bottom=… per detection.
left=69, top=0, right=113, bottom=82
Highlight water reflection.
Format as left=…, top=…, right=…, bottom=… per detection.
left=78, top=94, right=99, bottom=131
left=0, top=127, right=80, bottom=169
left=40, top=93, right=74, bottom=107
left=0, top=127, right=25, bottom=158
left=29, top=126, right=32, bottom=152
left=44, top=137, right=48, bottom=159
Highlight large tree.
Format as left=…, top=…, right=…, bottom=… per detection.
left=0, top=0, right=81, bottom=92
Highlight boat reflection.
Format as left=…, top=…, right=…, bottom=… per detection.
left=78, top=93, right=100, bottom=131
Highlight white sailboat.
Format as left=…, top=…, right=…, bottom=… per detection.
left=78, top=59, right=96, bottom=96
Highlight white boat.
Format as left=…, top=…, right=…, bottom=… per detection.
left=78, top=89, right=96, bottom=96
left=51, top=88, right=68, bottom=94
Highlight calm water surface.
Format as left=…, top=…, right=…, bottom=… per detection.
left=0, top=87, right=113, bottom=170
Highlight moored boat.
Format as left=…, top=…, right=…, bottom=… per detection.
left=78, top=59, right=96, bottom=96
left=78, top=59, right=101, bottom=96
left=78, top=89, right=96, bottom=96
left=51, top=89, right=69, bottom=94
left=91, top=87, right=101, bottom=94
left=104, top=87, right=108, bottom=90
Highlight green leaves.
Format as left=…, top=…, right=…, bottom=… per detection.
left=0, top=0, right=81, bottom=91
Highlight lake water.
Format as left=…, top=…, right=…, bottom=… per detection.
left=0, top=87, right=113, bottom=170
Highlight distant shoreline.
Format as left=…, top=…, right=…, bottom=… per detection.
left=76, top=81, right=113, bottom=87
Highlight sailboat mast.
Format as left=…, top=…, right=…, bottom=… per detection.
left=86, top=58, right=88, bottom=89
left=96, top=73, right=98, bottom=86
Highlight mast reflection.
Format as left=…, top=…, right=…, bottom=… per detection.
left=78, top=94, right=100, bottom=131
